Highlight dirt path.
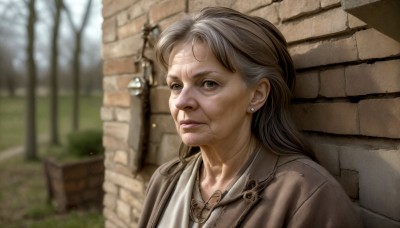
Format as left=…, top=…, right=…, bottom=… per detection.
left=0, top=145, right=24, bottom=162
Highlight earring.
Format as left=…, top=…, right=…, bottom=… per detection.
left=250, top=107, right=255, bottom=113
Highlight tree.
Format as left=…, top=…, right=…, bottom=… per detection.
left=25, top=0, right=38, bottom=160
left=48, top=0, right=62, bottom=145
left=64, top=0, right=93, bottom=132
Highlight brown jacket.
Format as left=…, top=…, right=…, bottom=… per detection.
left=138, top=150, right=363, bottom=228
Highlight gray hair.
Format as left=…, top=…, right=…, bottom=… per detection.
left=155, top=7, right=314, bottom=162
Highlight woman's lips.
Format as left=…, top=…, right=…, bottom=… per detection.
left=179, top=120, right=203, bottom=129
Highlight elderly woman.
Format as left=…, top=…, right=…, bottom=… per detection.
left=139, top=7, right=362, bottom=228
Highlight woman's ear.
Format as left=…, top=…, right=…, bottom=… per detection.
left=249, top=78, right=270, bottom=112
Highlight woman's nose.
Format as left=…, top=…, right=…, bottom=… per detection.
left=174, top=86, right=197, bottom=111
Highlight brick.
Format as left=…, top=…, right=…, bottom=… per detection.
left=150, top=86, right=170, bottom=113
left=102, top=0, right=133, bottom=18
left=292, top=71, right=319, bottom=99
left=280, top=7, right=348, bottom=43
left=290, top=36, right=358, bottom=69
left=231, top=0, right=273, bottom=13
left=321, top=0, right=341, bottom=8
left=157, top=133, right=181, bottom=165
left=103, top=91, right=131, bottom=107
left=115, top=107, right=131, bottom=122
left=345, top=60, right=400, bottom=96
left=103, top=56, right=136, bottom=76
left=319, top=67, right=346, bottom=97
left=250, top=3, right=279, bottom=25
left=103, top=193, right=117, bottom=210
left=189, top=0, right=233, bottom=12
left=356, top=28, right=400, bottom=60
left=101, top=106, right=114, bottom=121
left=120, top=188, right=144, bottom=209
left=114, top=150, right=128, bottom=165
left=307, top=138, right=340, bottom=176
left=340, top=147, right=400, bottom=220
left=102, top=17, right=117, bottom=43
left=103, top=135, right=129, bottom=151
left=116, top=10, right=129, bottom=27
left=359, top=98, right=400, bottom=138
left=105, top=170, right=146, bottom=195
left=348, top=14, right=367, bottom=29
left=117, top=199, right=131, bottom=224
left=118, top=14, right=147, bottom=40
left=103, top=181, right=118, bottom=195
left=103, top=76, right=118, bottom=92
left=127, top=0, right=157, bottom=20
left=338, top=169, right=359, bottom=200
left=103, top=122, right=130, bottom=143
left=116, top=75, right=133, bottom=91
left=149, top=114, right=177, bottom=143
left=360, top=208, right=400, bottom=228
left=102, top=35, right=141, bottom=59
left=290, top=102, right=359, bottom=135
left=158, top=12, right=186, bottom=31
left=149, top=0, right=185, bottom=24
left=279, top=0, right=320, bottom=21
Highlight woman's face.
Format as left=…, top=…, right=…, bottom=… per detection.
left=166, top=42, right=255, bottom=149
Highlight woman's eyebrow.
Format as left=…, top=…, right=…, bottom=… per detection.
left=167, top=70, right=218, bottom=80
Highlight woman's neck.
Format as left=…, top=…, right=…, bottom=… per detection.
left=198, top=135, right=257, bottom=200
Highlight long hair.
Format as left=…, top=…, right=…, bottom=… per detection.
left=155, top=7, right=314, bottom=169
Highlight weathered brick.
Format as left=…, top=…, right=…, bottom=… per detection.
left=345, top=60, right=400, bottom=96
left=308, top=141, right=340, bottom=176
left=279, top=0, right=320, bottom=21
left=103, top=135, right=129, bottom=151
left=356, top=28, right=400, bottom=60
left=340, top=147, right=400, bottom=220
left=319, top=67, right=346, bottom=97
left=118, top=14, right=147, bottom=39
left=117, top=199, right=131, bottom=224
left=321, top=0, right=341, bottom=8
left=102, top=0, right=134, bottom=18
left=231, top=0, right=273, bottom=13
left=280, top=7, right=348, bottom=43
left=103, top=17, right=117, bottom=43
left=338, top=169, right=359, bottom=200
left=292, top=71, right=319, bottom=99
left=103, top=193, right=117, bottom=210
left=116, top=10, right=129, bottom=27
left=101, top=106, right=114, bottom=121
left=103, top=122, right=130, bottom=143
left=105, top=170, right=146, bottom=195
left=114, top=150, right=128, bottom=165
left=291, top=102, right=359, bottom=135
left=158, top=12, right=186, bottom=31
left=249, top=3, right=279, bottom=25
left=127, top=0, right=156, bottom=20
left=103, top=181, right=118, bottom=195
left=102, top=35, right=141, bottom=59
left=348, top=14, right=367, bottom=29
left=103, top=207, right=129, bottom=228
left=359, top=98, right=400, bottom=138
left=150, top=86, right=170, bottom=113
left=157, top=133, right=181, bottom=165
left=149, top=114, right=177, bottom=143
left=103, top=56, right=136, bottom=76
left=115, top=107, right=131, bottom=122
left=149, top=0, right=185, bottom=24
left=120, top=188, right=144, bottom=209
left=116, top=75, right=133, bottom=91
left=103, top=76, right=117, bottom=92
left=290, top=36, right=358, bottom=69
left=189, top=0, right=233, bottom=12
left=103, top=91, right=131, bottom=107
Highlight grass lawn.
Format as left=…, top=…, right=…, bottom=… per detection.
left=0, top=95, right=103, bottom=150
left=0, top=95, right=104, bottom=227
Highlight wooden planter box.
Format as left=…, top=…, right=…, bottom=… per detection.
left=43, top=155, right=105, bottom=212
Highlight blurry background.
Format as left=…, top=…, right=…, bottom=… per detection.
left=0, top=0, right=105, bottom=226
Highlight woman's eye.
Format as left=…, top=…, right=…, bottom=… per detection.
left=202, top=80, right=218, bottom=89
left=169, top=83, right=182, bottom=91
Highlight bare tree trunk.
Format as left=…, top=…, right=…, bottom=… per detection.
left=25, top=0, right=37, bottom=160
left=64, top=0, right=93, bottom=132
left=49, top=0, right=62, bottom=145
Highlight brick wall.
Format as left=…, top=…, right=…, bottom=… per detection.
left=101, top=0, right=400, bottom=227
